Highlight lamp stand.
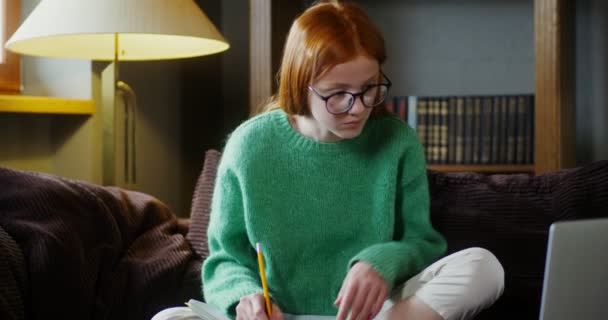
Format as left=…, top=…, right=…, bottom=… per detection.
left=102, top=33, right=137, bottom=188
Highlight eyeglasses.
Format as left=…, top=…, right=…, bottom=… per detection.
left=308, top=72, right=392, bottom=115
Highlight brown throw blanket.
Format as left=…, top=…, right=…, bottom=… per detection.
left=0, top=167, right=203, bottom=320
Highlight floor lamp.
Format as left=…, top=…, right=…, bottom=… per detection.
left=5, top=0, right=229, bottom=187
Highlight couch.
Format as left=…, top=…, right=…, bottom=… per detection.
left=1, top=149, right=607, bottom=320
left=0, top=166, right=205, bottom=320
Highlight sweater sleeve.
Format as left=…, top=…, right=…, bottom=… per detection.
left=349, top=133, right=447, bottom=289
left=202, top=160, right=263, bottom=317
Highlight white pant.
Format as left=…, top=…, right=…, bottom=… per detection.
left=378, top=247, right=504, bottom=320
left=152, top=247, right=504, bottom=320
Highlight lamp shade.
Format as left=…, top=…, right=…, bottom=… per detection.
left=5, top=0, right=229, bottom=61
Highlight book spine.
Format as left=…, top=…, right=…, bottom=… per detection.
left=447, top=97, right=457, bottom=164
left=463, top=97, right=474, bottom=164
left=506, top=96, right=518, bottom=164
left=515, top=95, right=527, bottom=164
left=472, top=97, right=481, bottom=164
left=407, top=96, right=418, bottom=130
left=397, top=96, right=407, bottom=122
left=480, top=96, right=492, bottom=164
left=385, top=96, right=396, bottom=115
left=431, top=99, right=440, bottom=164
left=455, top=97, right=465, bottom=164
left=416, top=98, right=429, bottom=161
left=526, top=95, right=535, bottom=164
left=490, top=96, right=500, bottom=164
left=439, top=98, right=449, bottom=164
left=499, top=96, right=509, bottom=164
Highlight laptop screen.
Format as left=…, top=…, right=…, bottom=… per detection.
left=539, top=218, right=608, bottom=320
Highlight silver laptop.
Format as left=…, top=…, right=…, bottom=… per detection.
left=539, top=218, right=608, bottom=320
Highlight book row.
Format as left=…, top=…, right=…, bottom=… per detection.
left=386, top=95, right=534, bottom=165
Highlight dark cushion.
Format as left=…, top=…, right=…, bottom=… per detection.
left=0, top=226, right=26, bottom=320
left=428, top=160, right=608, bottom=320
left=187, top=149, right=221, bottom=262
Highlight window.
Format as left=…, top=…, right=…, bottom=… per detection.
left=0, top=0, right=20, bottom=93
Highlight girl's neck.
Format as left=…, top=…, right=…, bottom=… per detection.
left=288, top=114, right=341, bottom=142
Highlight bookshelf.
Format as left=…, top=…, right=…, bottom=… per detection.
left=428, top=164, right=534, bottom=174
left=534, top=0, right=576, bottom=175
left=0, top=94, right=95, bottom=115
left=250, top=0, right=575, bottom=175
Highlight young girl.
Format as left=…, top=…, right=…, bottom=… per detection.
left=202, top=1, right=504, bottom=320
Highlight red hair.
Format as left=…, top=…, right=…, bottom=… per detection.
left=269, top=0, right=387, bottom=116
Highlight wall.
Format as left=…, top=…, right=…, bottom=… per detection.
left=576, top=0, right=608, bottom=164
left=221, top=0, right=250, bottom=133
left=0, top=0, right=97, bottom=179
left=0, top=114, right=52, bottom=172
left=359, top=0, right=534, bottom=96
left=116, top=60, right=184, bottom=214
left=177, top=0, right=250, bottom=216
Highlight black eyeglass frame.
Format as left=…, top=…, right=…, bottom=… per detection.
left=308, top=71, right=392, bottom=115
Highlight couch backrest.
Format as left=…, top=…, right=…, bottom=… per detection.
left=426, top=161, right=608, bottom=319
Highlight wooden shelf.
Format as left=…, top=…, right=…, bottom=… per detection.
left=0, top=94, right=95, bottom=115
left=428, top=164, right=535, bottom=174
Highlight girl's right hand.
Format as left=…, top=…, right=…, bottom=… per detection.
left=236, top=293, right=284, bottom=320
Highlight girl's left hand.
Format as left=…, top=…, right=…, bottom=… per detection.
left=335, top=261, right=388, bottom=320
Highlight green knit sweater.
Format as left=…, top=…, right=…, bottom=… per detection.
left=202, top=110, right=446, bottom=317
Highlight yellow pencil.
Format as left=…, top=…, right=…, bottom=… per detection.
left=256, top=242, right=272, bottom=317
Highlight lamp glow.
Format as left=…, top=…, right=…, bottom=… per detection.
left=5, top=0, right=229, bottom=60
left=4, top=0, right=229, bottom=188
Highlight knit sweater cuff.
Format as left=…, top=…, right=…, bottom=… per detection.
left=349, top=247, right=402, bottom=290
left=207, top=281, right=264, bottom=317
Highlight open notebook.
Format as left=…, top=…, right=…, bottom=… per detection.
left=151, top=299, right=336, bottom=320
